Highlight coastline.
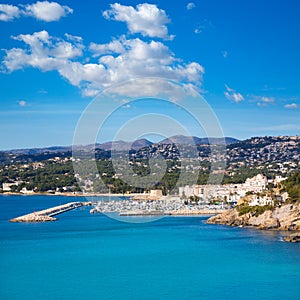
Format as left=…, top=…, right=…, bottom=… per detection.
left=0, top=191, right=145, bottom=197
left=118, top=209, right=223, bottom=216
left=207, top=203, right=300, bottom=242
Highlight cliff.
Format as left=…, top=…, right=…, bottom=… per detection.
left=207, top=203, right=300, bottom=241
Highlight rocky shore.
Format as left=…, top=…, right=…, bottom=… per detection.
left=207, top=203, right=300, bottom=242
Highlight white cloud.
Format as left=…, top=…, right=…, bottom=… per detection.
left=0, top=4, right=20, bottom=21
left=107, top=78, right=198, bottom=100
left=224, top=84, right=244, bottom=103
left=260, top=96, right=274, bottom=103
left=186, top=3, right=196, bottom=10
left=248, top=95, right=275, bottom=107
left=0, top=1, right=72, bottom=22
left=1, top=5, right=205, bottom=97
left=284, top=103, right=298, bottom=109
left=24, top=1, right=73, bottom=22
left=3, top=30, right=83, bottom=73
left=64, top=33, right=82, bottom=43
left=256, top=96, right=275, bottom=106
left=18, top=100, right=26, bottom=106
left=103, top=3, right=173, bottom=40
left=194, top=20, right=213, bottom=35
left=2, top=31, right=204, bottom=97
left=222, top=50, right=228, bottom=58
left=89, top=37, right=125, bottom=56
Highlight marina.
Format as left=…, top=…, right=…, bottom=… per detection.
left=90, top=197, right=227, bottom=216
left=8, top=196, right=226, bottom=223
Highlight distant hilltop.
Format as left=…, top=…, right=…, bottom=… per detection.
left=1, top=135, right=299, bottom=155
left=2, top=135, right=240, bottom=154
left=159, top=135, right=239, bottom=145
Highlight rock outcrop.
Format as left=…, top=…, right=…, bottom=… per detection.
left=207, top=203, right=300, bottom=241
left=284, top=232, right=300, bottom=243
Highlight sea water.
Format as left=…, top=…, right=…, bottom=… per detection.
left=1, top=195, right=300, bottom=300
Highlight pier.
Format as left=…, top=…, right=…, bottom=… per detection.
left=10, top=202, right=92, bottom=223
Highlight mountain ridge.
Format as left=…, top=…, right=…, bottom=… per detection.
left=3, top=135, right=240, bottom=154
left=159, top=135, right=239, bottom=145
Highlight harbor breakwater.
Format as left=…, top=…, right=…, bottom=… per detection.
left=10, top=201, right=92, bottom=222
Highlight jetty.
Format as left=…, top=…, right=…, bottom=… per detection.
left=10, top=201, right=92, bottom=223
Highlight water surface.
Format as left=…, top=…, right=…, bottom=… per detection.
left=1, top=195, right=299, bottom=299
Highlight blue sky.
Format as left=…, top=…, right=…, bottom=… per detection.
left=0, top=0, right=299, bottom=150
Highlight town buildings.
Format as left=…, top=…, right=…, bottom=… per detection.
left=179, top=174, right=287, bottom=206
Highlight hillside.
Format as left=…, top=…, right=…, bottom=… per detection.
left=207, top=171, right=300, bottom=241
left=0, top=135, right=299, bottom=194
left=281, top=172, right=300, bottom=203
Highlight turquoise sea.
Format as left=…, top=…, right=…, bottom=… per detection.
left=1, top=195, right=300, bottom=300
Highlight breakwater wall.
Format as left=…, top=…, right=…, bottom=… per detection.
left=10, top=202, right=91, bottom=223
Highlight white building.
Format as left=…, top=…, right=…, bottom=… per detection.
left=179, top=174, right=270, bottom=203
left=273, top=175, right=287, bottom=185
left=20, top=187, right=34, bottom=194
left=149, top=189, right=163, bottom=199
left=2, top=182, right=21, bottom=192
left=243, top=174, right=267, bottom=193
left=248, top=195, right=274, bottom=206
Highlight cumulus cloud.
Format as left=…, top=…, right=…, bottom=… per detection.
left=224, top=84, right=244, bottom=103
left=186, top=3, right=196, bottom=10
left=2, top=31, right=204, bottom=97
left=0, top=1, right=72, bottom=22
left=284, top=103, right=298, bottom=109
left=222, top=50, right=228, bottom=58
left=3, top=30, right=83, bottom=72
left=0, top=4, right=20, bottom=21
left=103, top=3, right=173, bottom=40
left=1, top=4, right=205, bottom=97
left=24, top=1, right=73, bottom=22
left=89, top=37, right=125, bottom=56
